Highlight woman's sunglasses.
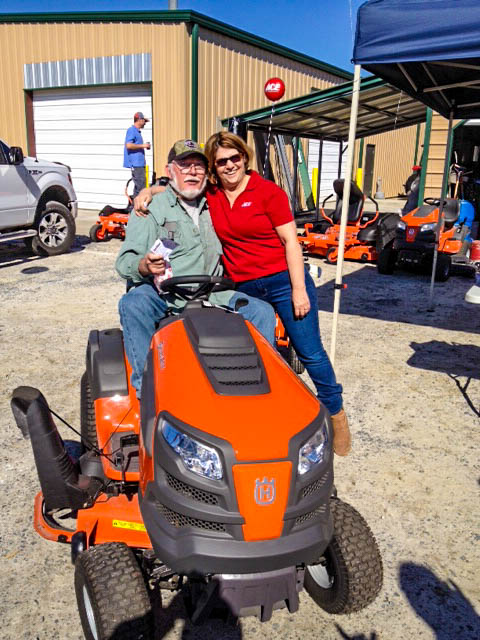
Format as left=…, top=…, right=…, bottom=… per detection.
left=215, top=153, right=243, bottom=167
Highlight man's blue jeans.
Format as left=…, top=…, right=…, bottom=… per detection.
left=119, top=283, right=275, bottom=396
left=236, top=268, right=343, bottom=415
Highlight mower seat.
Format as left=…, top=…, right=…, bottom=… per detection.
left=331, top=179, right=364, bottom=224
left=99, top=204, right=131, bottom=217
left=443, top=198, right=460, bottom=228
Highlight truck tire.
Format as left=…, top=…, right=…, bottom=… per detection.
left=305, top=499, right=383, bottom=614
left=80, top=372, right=98, bottom=449
left=31, top=202, right=76, bottom=256
left=75, top=543, right=153, bottom=640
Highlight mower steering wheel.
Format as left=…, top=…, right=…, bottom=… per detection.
left=159, top=275, right=234, bottom=301
left=424, top=197, right=447, bottom=206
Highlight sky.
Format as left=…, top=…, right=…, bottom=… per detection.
left=2, top=0, right=365, bottom=72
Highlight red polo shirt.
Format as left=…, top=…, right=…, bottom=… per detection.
left=206, top=171, right=293, bottom=282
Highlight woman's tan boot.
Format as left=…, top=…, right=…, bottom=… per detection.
left=331, top=409, right=351, bottom=456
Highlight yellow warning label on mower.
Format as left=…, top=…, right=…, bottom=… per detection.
left=112, top=519, right=146, bottom=532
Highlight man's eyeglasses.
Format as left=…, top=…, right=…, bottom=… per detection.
left=215, top=153, right=243, bottom=167
left=173, top=160, right=207, bottom=174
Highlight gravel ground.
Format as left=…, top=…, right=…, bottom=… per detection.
left=0, top=209, right=479, bottom=640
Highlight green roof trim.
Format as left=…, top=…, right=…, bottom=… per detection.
left=221, top=76, right=386, bottom=125
left=0, top=10, right=352, bottom=81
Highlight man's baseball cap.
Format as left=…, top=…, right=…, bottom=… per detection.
left=134, top=112, right=149, bottom=122
left=168, top=139, right=207, bottom=164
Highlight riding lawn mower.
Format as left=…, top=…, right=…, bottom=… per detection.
left=11, top=275, right=383, bottom=639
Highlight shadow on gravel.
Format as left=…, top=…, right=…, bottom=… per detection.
left=407, top=341, right=480, bottom=416
left=399, top=563, right=480, bottom=640
left=0, top=234, right=88, bottom=265
left=334, top=624, right=378, bottom=639
left=312, top=264, right=479, bottom=334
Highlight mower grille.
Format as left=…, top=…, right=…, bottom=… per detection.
left=155, top=500, right=226, bottom=532
left=166, top=473, right=219, bottom=506
left=302, top=472, right=329, bottom=499
left=294, top=505, right=327, bottom=527
left=200, top=350, right=264, bottom=386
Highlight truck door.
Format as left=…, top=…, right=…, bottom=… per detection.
left=0, top=141, right=30, bottom=230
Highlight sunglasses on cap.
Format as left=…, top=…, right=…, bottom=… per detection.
left=215, top=153, right=243, bottom=167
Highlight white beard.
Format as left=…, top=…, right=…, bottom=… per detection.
left=169, top=170, right=207, bottom=200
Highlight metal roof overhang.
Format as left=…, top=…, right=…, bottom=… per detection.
left=223, top=76, right=427, bottom=141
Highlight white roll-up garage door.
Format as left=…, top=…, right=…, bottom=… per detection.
left=308, top=140, right=346, bottom=202
left=33, top=85, right=153, bottom=210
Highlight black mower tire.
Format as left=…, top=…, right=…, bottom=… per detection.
left=377, top=242, right=397, bottom=275
left=80, top=372, right=98, bottom=449
left=31, top=202, right=76, bottom=256
left=325, top=247, right=337, bottom=264
left=305, top=498, right=383, bottom=614
left=434, top=253, right=451, bottom=282
left=89, top=223, right=108, bottom=243
left=75, top=542, right=153, bottom=640
left=287, top=344, right=305, bottom=374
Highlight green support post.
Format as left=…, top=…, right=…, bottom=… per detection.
left=417, top=108, right=432, bottom=206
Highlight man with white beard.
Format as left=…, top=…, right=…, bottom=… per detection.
left=116, top=139, right=275, bottom=397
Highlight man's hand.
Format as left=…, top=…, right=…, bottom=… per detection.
left=134, top=185, right=164, bottom=217
left=138, top=253, right=166, bottom=277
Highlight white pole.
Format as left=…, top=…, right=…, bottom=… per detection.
left=330, top=64, right=361, bottom=366
left=427, top=109, right=454, bottom=310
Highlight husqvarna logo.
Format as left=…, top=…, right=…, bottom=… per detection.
left=408, top=228, right=415, bottom=236
left=254, top=477, right=276, bottom=505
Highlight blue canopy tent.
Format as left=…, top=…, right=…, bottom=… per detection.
left=329, top=0, right=480, bottom=358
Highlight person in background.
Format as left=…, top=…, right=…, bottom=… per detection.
left=116, top=138, right=276, bottom=398
left=124, top=112, right=151, bottom=199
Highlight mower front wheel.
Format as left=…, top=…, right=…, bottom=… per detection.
left=325, top=247, right=337, bottom=264
left=377, top=242, right=397, bottom=275
left=305, top=498, right=383, bottom=614
left=75, top=543, right=153, bottom=640
left=89, top=223, right=108, bottom=243
left=434, top=253, right=451, bottom=282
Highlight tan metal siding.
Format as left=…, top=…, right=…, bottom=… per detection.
left=0, top=22, right=189, bottom=166
left=423, top=114, right=461, bottom=198
left=197, top=27, right=345, bottom=144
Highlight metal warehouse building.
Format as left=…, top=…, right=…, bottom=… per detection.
left=0, top=9, right=358, bottom=209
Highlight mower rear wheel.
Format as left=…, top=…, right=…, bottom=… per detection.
left=377, top=242, right=397, bottom=275
left=287, top=344, right=305, bottom=374
left=89, top=223, right=108, bottom=243
left=325, top=247, right=337, bottom=264
left=305, top=498, right=383, bottom=614
left=80, top=372, right=98, bottom=449
left=75, top=543, right=153, bottom=640
left=434, top=253, right=451, bottom=282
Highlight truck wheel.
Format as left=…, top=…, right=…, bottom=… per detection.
left=287, top=344, right=305, bottom=374
left=89, top=223, right=108, bottom=243
left=75, top=543, right=153, bottom=640
left=435, top=253, right=451, bottom=282
left=377, top=241, right=397, bottom=275
left=305, top=499, right=383, bottom=614
left=32, top=202, right=76, bottom=256
left=80, top=372, right=98, bottom=449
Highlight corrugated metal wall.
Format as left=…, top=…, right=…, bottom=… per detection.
left=353, top=123, right=425, bottom=198
left=0, top=22, right=189, bottom=166
left=424, top=113, right=454, bottom=198
left=197, top=27, right=345, bottom=144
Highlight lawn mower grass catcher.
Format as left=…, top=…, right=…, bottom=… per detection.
left=377, top=197, right=476, bottom=281
left=11, top=275, right=382, bottom=639
left=299, top=179, right=399, bottom=265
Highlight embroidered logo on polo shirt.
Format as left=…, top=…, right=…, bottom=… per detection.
left=241, top=201, right=252, bottom=207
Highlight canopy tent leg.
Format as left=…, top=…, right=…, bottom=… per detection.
left=428, top=109, right=454, bottom=311
left=330, top=64, right=362, bottom=366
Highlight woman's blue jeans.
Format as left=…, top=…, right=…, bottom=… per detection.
left=236, top=268, right=343, bottom=415
left=119, top=283, right=275, bottom=396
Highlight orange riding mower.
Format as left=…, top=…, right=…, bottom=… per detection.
left=12, top=275, right=382, bottom=638
left=89, top=176, right=169, bottom=243
left=298, top=179, right=399, bottom=265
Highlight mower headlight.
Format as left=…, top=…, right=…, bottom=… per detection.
left=162, top=420, right=223, bottom=480
left=420, top=222, right=436, bottom=232
left=298, top=422, right=329, bottom=476
left=397, top=220, right=406, bottom=231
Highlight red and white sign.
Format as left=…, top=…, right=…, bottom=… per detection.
left=264, top=77, right=285, bottom=102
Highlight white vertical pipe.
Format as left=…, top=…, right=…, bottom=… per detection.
left=330, top=64, right=361, bottom=367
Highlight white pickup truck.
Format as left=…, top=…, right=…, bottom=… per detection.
left=0, top=140, right=77, bottom=255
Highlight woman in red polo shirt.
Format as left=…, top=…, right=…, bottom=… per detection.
left=204, top=132, right=351, bottom=456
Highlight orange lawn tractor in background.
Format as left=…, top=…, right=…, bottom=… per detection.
left=12, top=275, right=382, bottom=639
left=298, top=179, right=399, bottom=265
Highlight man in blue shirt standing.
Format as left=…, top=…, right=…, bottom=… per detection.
left=124, top=112, right=151, bottom=198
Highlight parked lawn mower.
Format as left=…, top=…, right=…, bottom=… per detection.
left=377, top=197, right=476, bottom=281
left=299, top=179, right=399, bottom=265
left=12, top=275, right=382, bottom=639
